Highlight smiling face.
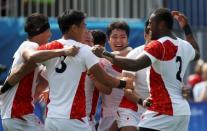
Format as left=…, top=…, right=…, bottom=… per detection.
left=108, top=29, right=128, bottom=51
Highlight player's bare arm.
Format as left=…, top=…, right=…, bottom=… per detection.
left=89, top=63, right=134, bottom=91
left=22, top=45, right=80, bottom=63
left=0, top=45, right=79, bottom=95
left=34, top=72, right=49, bottom=102
left=172, top=11, right=200, bottom=61
left=88, top=72, right=112, bottom=94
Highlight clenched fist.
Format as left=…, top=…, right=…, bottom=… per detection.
left=63, top=45, right=80, bottom=56
left=91, top=45, right=104, bottom=58
left=124, top=89, right=139, bottom=103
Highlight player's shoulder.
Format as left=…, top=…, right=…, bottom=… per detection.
left=132, top=45, right=145, bottom=52
left=156, top=36, right=178, bottom=46
left=38, top=40, right=64, bottom=50
left=21, top=40, right=39, bottom=48
left=177, top=37, right=192, bottom=48
left=194, top=81, right=206, bottom=89
left=127, top=45, right=144, bottom=58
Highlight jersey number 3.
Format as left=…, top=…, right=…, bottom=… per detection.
left=176, top=56, right=182, bottom=82
left=56, top=56, right=67, bottom=73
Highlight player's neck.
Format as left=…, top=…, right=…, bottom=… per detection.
left=63, top=34, right=79, bottom=42
left=27, top=37, right=41, bottom=45
left=159, top=31, right=176, bottom=40
left=112, top=46, right=132, bottom=56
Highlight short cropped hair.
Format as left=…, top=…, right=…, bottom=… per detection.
left=107, top=21, right=130, bottom=37
left=91, top=30, right=106, bottom=46
left=58, top=10, right=86, bottom=34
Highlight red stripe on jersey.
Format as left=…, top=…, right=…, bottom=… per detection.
left=148, top=67, right=173, bottom=115
left=89, top=87, right=99, bottom=121
left=119, top=96, right=138, bottom=112
left=144, top=40, right=163, bottom=60
left=162, top=40, right=178, bottom=60
left=112, top=65, right=122, bottom=73
left=11, top=71, right=35, bottom=118
left=144, top=40, right=177, bottom=61
left=70, top=72, right=87, bottom=119
left=38, top=41, right=64, bottom=50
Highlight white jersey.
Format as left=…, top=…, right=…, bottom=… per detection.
left=120, top=45, right=149, bottom=113
left=143, top=36, right=195, bottom=116
left=38, top=39, right=99, bottom=119
left=1, top=41, right=41, bottom=119
left=100, top=61, right=124, bottom=117
left=124, top=45, right=149, bottom=99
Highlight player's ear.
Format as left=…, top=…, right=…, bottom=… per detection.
left=158, top=21, right=165, bottom=31
left=71, top=24, right=77, bottom=33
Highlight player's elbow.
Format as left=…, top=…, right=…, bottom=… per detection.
left=102, top=88, right=112, bottom=95
left=25, top=54, right=39, bottom=64
left=193, top=50, right=200, bottom=61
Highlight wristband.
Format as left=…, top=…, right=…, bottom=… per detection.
left=117, top=80, right=126, bottom=89
left=183, top=24, right=192, bottom=35
left=144, top=99, right=153, bottom=107
left=137, top=98, right=143, bottom=105
left=1, top=81, right=13, bottom=93
left=102, top=51, right=115, bottom=58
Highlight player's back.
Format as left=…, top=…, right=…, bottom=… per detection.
left=38, top=39, right=99, bottom=120
left=144, top=36, right=195, bottom=116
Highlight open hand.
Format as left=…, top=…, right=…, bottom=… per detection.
left=171, top=11, right=188, bottom=28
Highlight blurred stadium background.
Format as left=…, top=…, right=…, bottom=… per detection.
left=0, top=0, right=207, bottom=131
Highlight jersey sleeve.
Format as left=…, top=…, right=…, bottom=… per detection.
left=143, top=40, right=164, bottom=64
left=19, top=42, right=39, bottom=57
left=82, top=46, right=99, bottom=70
left=184, top=41, right=196, bottom=61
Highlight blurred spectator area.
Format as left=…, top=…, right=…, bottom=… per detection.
left=1, top=0, right=207, bottom=60
left=0, top=0, right=162, bottom=18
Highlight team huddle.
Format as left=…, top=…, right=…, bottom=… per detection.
left=0, top=8, right=200, bottom=131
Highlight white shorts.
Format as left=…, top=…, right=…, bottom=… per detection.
left=116, top=107, right=141, bottom=128
left=98, top=116, right=116, bottom=131
left=138, top=110, right=190, bottom=131
left=88, top=116, right=96, bottom=131
left=45, top=117, right=92, bottom=131
left=2, top=113, right=44, bottom=131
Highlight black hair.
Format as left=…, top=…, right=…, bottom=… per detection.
left=24, top=13, right=50, bottom=37
left=107, top=21, right=130, bottom=37
left=58, top=10, right=86, bottom=34
left=152, top=8, right=173, bottom=30
left=145, top=19, right=149, bottom=34
left=91, top=30, right=107, bottom=46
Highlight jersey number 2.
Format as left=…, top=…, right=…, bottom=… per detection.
left=56, top=56, right=67, bottom=73
left=176, top=56, right=182, bottom=82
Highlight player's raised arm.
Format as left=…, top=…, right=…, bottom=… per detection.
left=172, top=11, right=200, bottom=61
